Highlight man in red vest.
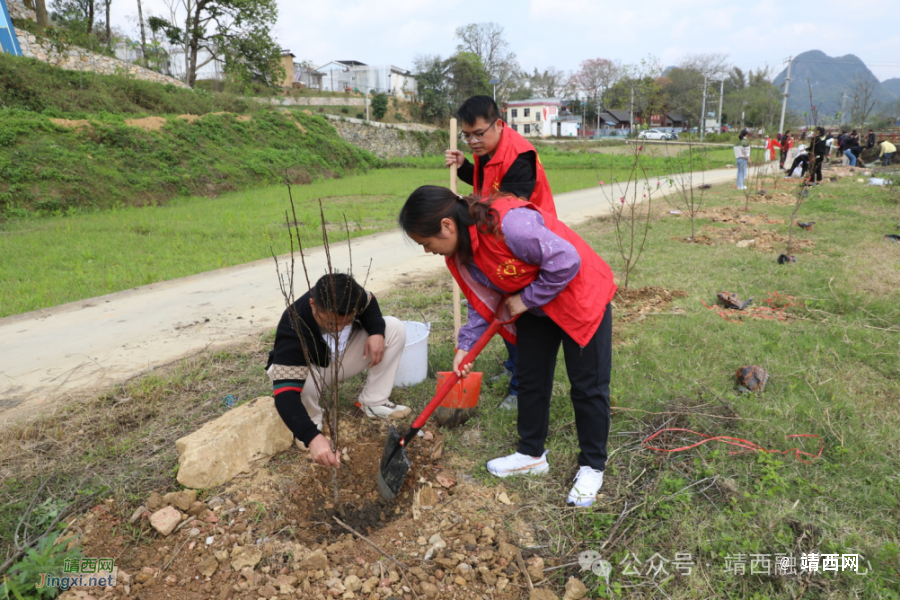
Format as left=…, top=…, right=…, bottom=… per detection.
left=445, top=95, right=557, bottom=411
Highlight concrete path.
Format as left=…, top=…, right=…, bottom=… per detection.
left=0, top=166, right=743, bottom=427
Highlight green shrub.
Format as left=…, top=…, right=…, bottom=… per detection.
left=0, top=530, right=84, bottom=600
left=371, top=93, right=388, bottom=120
left=340, top=107, right=349, bottom=114
left=356, top=113, right=364, bottom=119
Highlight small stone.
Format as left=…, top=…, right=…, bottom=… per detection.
left=129, top=506, right=147, bottom=524
left=526, top=556, right=545, bottom=582
left=497, top=577, right=509, bottom=591
left=198, top=556, right=219, bottom=577
left=416, top=536, right=428, bottom=546
left=163, top=489, right=198, bottom=511
left=453, top=576, right=466, bottom=586
left=419, top=486, right=439, bottom=508
left=530, top=590, right=559, bottom=600
left=497, top=542, right=518, bottom=560
left=563, top=576, right=587, bottom=600
left=230, top=546, right=263, bottom=570
left=187, top=501, right=207, bottom=517
left=298, top=551, right=329, bottom=571
left=258, top=584, right=277, bottom=597
left=146, top=492, right=164, bottom=511
left=420, top=582, right=439, bottom=598
left=435, top=471, right=456, bottom=488
left=149, top=507, right=183, bottom=536
left=736, top=239, right=756, bottom=248
left=497, top=492, right=512, bottom=505
left=343, top=575, right=361, bottom=592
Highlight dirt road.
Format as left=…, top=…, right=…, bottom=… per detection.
left=0, top=167, right=741, bottom=427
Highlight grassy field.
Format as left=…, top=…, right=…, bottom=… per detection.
left=0, top=146, right=729, bottom=317
left=2, top=172, right=897, bottom=598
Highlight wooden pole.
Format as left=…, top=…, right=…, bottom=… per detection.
left=449, top=118, right=462, bottom=341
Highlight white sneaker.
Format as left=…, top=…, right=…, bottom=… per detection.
left=567, top=466, right=604, bottom=507
left=498, top=394, right=518, bottom=410
left=362, top=401, right=411, bottom=420
left=487, top=451, right=549, bottom=478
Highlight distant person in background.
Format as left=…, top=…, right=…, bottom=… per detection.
left=865, top=129, right=877, bottom=150
left=784, top=144, right=810, bottom=178
left=879, top=140, right=896, bottom=166
left=734, top=129, right=752, bottom=190
left=825, top=131, right=835, bottom=158
left=765, top=135, right=780, bottom=162
left=844, top=130, right=862, bottom=167
left=810, top=126, right=828, bottom=184
left=780, top=130, right=794, bottom=169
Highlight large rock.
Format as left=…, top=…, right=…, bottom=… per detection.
left=175, top=397, right=293, bottom=488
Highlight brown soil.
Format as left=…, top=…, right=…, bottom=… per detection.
left=124, top=117, right=168, bottom=131
left=696, top=206, right=784, bottom=226
left=50, top=118, right=91, bottom=129
left=57, top=413, right=547, bottom=600
left=712, top=226, right=815, bottom=253
left=613, top=286, right=689, bottom=322
left=177, top=114, right=200, bottom=122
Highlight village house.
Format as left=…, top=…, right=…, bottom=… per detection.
left=504, top=98, right=580, bottom=138
left=316, top=60, right=416, bottom=98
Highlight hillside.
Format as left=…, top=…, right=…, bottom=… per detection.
left=0, top=54, right=380, bottom=219
left=881, top=77, right=900, bottom=97
left=772, top=50, right=895, bottom=118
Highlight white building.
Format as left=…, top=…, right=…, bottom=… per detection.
left=168, top=46, right=226, bottom=81
left=317, top=60, right=416, bottom=98
left=505, top=98, right=579, bottom=137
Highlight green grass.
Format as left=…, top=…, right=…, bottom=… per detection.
left=0, top=53, right=266, bottom=117
left=1, top=174, right=898, bottom=598
left=0, top=109, right=379, bottom=218
left=431, top=175, right=900, bottom=598
left=0, top=158, right=662, bottom=317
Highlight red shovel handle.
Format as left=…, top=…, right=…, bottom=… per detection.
left=401, top=302, right=518, bottom=444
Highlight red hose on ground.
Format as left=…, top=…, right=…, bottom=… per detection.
left=642, top=428, right=825, bottom=464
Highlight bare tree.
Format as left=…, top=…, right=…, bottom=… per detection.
left=663, top=140, right=707, bottom=241
left=529, top=67, right=569, bottom=98
left=455, top=22, right=520, bottom=100
left=572, top=58, right=621, bottom=110
left=679, top=52, right=731, bottom=80
left=848, top=74, right=878, bottom=129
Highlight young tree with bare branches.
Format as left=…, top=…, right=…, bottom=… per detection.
left=271, top=195, right=411, bottom=509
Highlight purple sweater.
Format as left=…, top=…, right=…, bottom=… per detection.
left=458, top=208, right=581, bottom=351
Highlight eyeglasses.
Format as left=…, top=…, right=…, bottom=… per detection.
left=459, top=120, right=498, bottom=144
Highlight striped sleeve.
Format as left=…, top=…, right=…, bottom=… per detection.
left=267, top=364, right=319, bottom=446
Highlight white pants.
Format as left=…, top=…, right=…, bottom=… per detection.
left=301, top=316, right=406, bottom=429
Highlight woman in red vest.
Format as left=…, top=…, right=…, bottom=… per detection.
left=399, top=185, right=616, bottom=507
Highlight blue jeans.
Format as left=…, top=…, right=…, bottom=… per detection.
left=844, top=149, right=857, bottom=167
left=503, top=339, right=519, bottom=396
left=883, top=152, right=894, bottom=166
left=736, top=157, right=748, bottom=189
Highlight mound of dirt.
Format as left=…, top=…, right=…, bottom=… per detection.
left=697, top=206, right=784, bottom=226
left=124, top=117, right=168, bottom=131
left=177, top=114, right=200, bottom=122
left=50, top=118, right=91, bottom=129
left=57, top=414, right=556, bottom=600
left=713, top=226, right=816, bottom=253
left=614, top=286, right=688, bottom=322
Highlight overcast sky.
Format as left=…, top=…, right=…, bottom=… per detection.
left=108, top=0, right=900, bottom=82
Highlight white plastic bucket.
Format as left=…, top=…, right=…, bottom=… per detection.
left=393, top=321, right=430, bottom=387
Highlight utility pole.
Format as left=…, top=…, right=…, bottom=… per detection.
left=717, top=79, right=724, bottom=132
left=839, top=91, right=847, bottom=128
left=700, top=75, right=708, bottom=142
left=629, top=87, right=634, bottom=137
left=778, top=56, right=792, bottom=135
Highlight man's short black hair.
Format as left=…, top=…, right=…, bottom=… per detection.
left=312, top=273, right=366, bottom=316
left=456, top=95, right=500, bottom=126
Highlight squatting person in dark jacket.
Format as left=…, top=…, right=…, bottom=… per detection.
left=266, top=274, right=410, bottom=466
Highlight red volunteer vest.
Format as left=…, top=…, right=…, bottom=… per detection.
left=473, top=122, right=557, bottom=216
left=447, top=197, right=616, bottom=347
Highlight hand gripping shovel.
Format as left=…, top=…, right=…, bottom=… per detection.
left=377, top=305, right=518, bottom=501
